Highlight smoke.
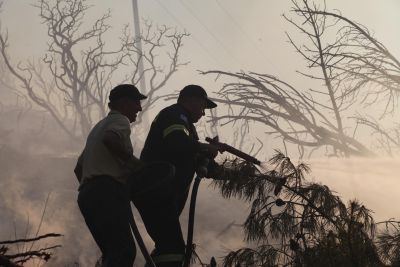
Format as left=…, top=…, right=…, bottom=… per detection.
left=308, top=157, right=400, bottom=222
left=1, top=105, right=400, bottom=266
left=0, top=146, right=94, bottom=266
left=0, top=105, right=246, bottom=266
left=3, top=150, right=400, bottom=266
left=0, top=146, right=248, bottom=266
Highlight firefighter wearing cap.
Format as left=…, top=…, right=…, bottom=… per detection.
left=74, top=84, right=147, bottom=267
left=134, top=84, right=220, bottom=267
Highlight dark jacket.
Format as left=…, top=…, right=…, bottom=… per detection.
left=140, top=104, right=200, bottom=213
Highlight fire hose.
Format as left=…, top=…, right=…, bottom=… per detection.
left=128, top=207, right=157, bottom=267
left=205, top=137, right=261, bottom=166
left=182, top=137, right=261, bottom=267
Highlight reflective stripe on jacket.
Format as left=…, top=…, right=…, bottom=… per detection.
left=140, top=104, right=200, bottom=210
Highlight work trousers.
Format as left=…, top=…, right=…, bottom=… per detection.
left=135, top=197, right=185, bottom=267
left=132, top=163, right=185, bottom=267
left=78, top=176, right=135, bottom=267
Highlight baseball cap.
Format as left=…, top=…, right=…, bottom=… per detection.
left=109, top=84, right=147, bottom=102
left=178, top=85, right=217, bottom=109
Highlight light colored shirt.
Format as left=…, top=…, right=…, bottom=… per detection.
left=79, top=110, right=135, bottom=184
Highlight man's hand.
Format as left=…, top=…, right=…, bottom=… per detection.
left=125, top=154, right=146, bottom=173
left=206, top=163, right=227, bottom=180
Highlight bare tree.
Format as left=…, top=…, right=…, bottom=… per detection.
left=202, top=0, right=400, bottom=158
left=0, top=0, right=188, bottom=141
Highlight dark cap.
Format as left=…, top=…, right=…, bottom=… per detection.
left=109, top=84, right=147, bottom=102
left=178, top=85, right=217, bottom=109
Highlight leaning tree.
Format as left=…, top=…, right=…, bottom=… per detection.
left=202, top=0, right=400, bottom=158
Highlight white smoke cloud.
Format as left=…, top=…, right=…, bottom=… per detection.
left=1, top=108, right=399, bottom=266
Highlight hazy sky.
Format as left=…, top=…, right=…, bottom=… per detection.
left=2, top=0, right=399, bottom=159
left=1, top=2, right=400, bottom=265
left=2, top=0, right=400, bottom=83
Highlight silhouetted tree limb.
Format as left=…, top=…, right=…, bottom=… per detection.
left=9, top=245, right=61, bottom=264
left=0, top=233, right=62, bottom=245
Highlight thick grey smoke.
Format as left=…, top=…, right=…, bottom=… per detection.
left=0, top=106, right=249, bottom=266
left=2, top=105, right=400, bottom=266
left=0, top=147, right=248, bottom=266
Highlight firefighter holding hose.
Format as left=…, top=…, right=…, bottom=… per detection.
left=134, top=85, right=224, bottom=267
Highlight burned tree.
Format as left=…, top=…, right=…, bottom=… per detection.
left=202, top=0, right=400, bottom=158
left=0, top=0, right=188, bottom=140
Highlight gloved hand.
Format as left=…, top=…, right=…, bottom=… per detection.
left=205, top=160, right=227, bottom=180
left=195, top=155, right=210, bottom=178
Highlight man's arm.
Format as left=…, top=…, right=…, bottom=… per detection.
left=102, top=130, right=145, bottom=172
left=198, top=143, right=219, bottom=158
left=102, top=130, right=131, bottom=162
left=162, top=123, right=218, bottom=157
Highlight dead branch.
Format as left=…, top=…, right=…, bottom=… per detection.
left=8, top=245, right=61, bottom=264
left=0, top=233, right=62, bottom=245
